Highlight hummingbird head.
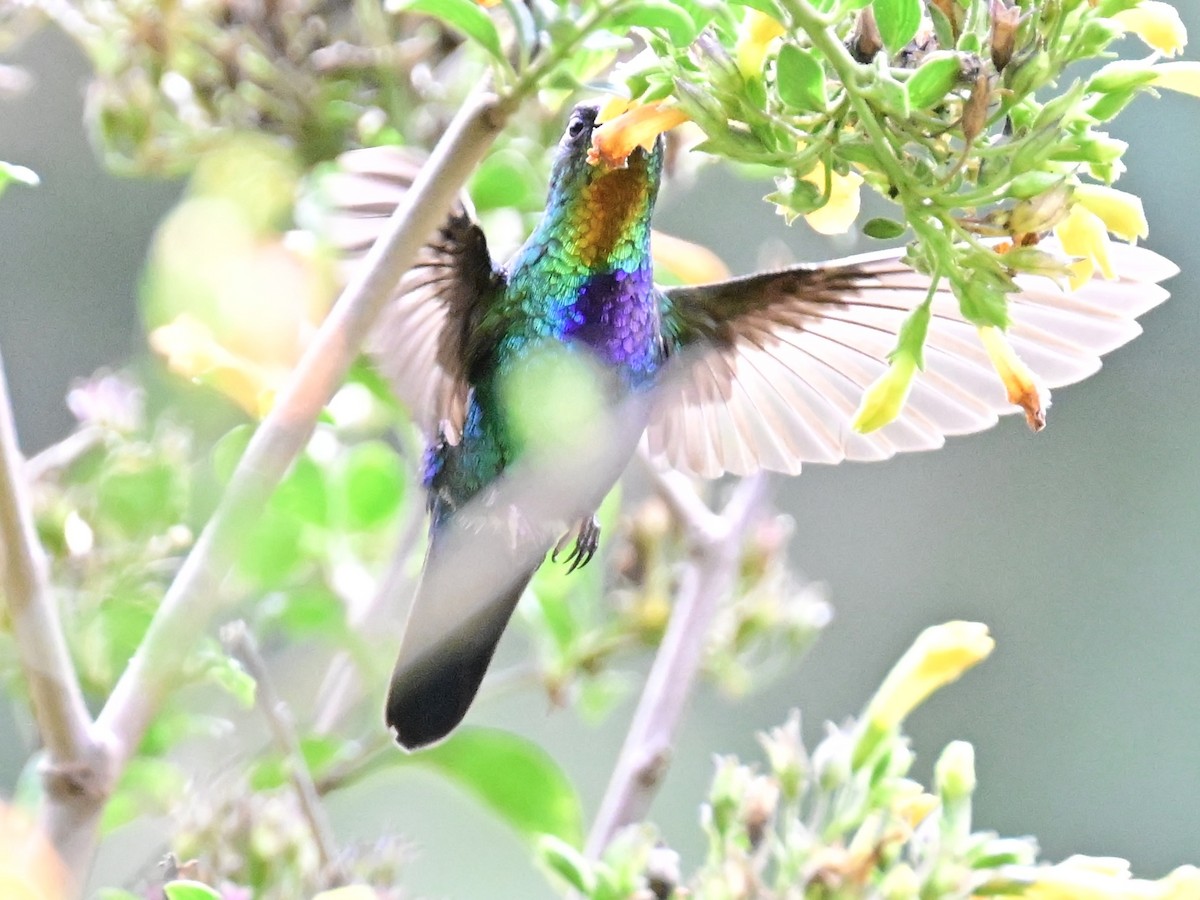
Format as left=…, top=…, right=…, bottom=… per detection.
left=535, top=103, right=664, bottom=270
left=546, top=103, right=664, bottom=206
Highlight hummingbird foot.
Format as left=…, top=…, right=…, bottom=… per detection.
left=552, top=515, right=601, bottom=573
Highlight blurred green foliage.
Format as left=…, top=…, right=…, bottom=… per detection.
left=1, top=0, right=1197, bottom=897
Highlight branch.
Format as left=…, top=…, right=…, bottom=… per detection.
left=9, top=87, right=511, bottom=890
left=94, top=87, right=505, bottom=769
left=222, top=621, right=342, bottom=876
left=585, top=467, right=767, bottom=858
left=0, top=348, right=105, bottom=876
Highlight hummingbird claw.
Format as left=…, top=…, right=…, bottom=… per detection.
left=554, top=514, right=601, bottom=573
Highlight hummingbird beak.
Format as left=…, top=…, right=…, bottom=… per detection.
left=588, top=101, right=687, bottom=169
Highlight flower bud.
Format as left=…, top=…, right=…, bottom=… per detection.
left=758, top=710, right=808, bottom=801
left=645, top=844, right=681, bottom=900
left=1006, top=183, right=1070, bottom=235
left=863, top=622, right=995, bottom=735
left=851, top=354, right=917, bottom=434
left=989, top=0, right=1019, bottom=72
left=934, top=740, right=977, bottom=804
left=812, top=725, right=853, bottom=791
left=977, top=326, right=1049, bottom=430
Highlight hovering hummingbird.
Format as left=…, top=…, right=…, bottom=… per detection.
left=320, top=102, right=1175, bottom=750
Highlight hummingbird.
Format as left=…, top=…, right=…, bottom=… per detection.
left=320, top=102, right=1176, bottom=750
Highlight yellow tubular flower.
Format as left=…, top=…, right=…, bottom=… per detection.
left=977, top=325, right=1050, bottom=431
left=590, top=101, right=689, bottom=168
left=650, top=230, right=732, bottom=285
left=1056, top=203, right=1116, bottom=287
left=1021, top=856, right=1200, bottom=900
left=735, top=9, right=787, bottom=79
left=1151, top=61, right=1200, bottom=98
left=1113, top=1, right=1188, bottom=57
left=150, top=314, right=285, bottom=417
left=850, top=355, right=917, bottom=434
left=0, top=803, right=68, bottom=900
left=863, top=621, right=995, bottom=734
left=802, top=162, right=864, bottom=235
left=1073, top=184, right=1149, bottom=242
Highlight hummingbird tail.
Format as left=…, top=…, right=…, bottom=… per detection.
left=385, top=572, right=533, bottom=751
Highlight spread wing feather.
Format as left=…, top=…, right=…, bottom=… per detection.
left=315, top=145, right=503, bottom=441
left=651, top=242, right=1176, bottom=477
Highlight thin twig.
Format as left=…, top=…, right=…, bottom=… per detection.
left=313, top=732, right=395, bottom=796
left=222, top=621, right=342, bottom=876
left=0, top=347, right=104, bottom=879
left=585, top=469, right=767, bottom=858
left=24, top=425, right=105, bottom=482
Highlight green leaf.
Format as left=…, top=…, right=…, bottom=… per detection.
left=608, top=2, right=700, bottom=45
left=341, top=440, right=405, bottom=529
left=872, top=0, right=921, bottom=55
left=470, top=150, right=543, bottom=212
left=862, top=217, right=908, bottom=240
left=906, top=53, right=962, bottom=109
left=204, top=650, right=257, bottom=708
left=397, top=0, right=505, bottom=62
left=261, top=585, right=346, bottom=638
left=775, top=44, right=827, bottom=112
left=537, top=834, right=596, bottom=894
left=0, top=161, right=39, bottom=199
left=415, top=727, right=583, bottom=846
left=275, top=455, right=329, bottom=527
left=765, top=175, right=822, bottom=224
left=103, top=758, right=186, bottom=833
left=163, top=882, right=222, bottom=900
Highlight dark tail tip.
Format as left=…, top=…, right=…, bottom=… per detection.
left=385, top=580, right=528, bottom=751
left=386, top=645, right=493, bottom=751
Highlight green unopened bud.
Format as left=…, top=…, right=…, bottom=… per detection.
left=880, top=863, right=922, bottom=900
left=1009, top=170, right=1064, bottom=200
left=1004, top=48, right=1053, bottom=97
left=707, top=756, right=751, bottom=839
left=1001, top=246, right=1072, bottom=281
left=813, top=725, right=853, bottom=790
left=1051, top=134, right=1129, bottom=166
left=1088, top=59, right=1158, bottom=94
left=935, top=740, right=977, bottom=803
left=1074, top=17, right=1123, bottom=57
left=851, top=355, right=917, bottom=434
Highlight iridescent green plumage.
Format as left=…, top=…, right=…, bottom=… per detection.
left=319, top=103, right=1175, bottom=749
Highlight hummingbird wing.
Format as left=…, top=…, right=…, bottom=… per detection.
left=316, top=146, right=503, bottom=442
left=651, top=243, right=1177, bottom=478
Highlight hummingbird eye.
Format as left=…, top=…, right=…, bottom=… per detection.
left=567, top=117, right=588, bottom=139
